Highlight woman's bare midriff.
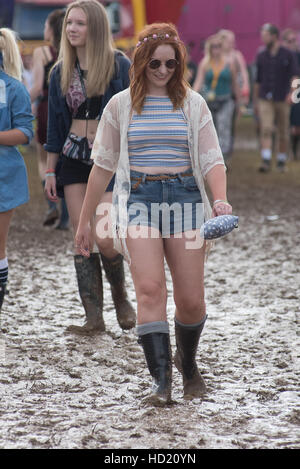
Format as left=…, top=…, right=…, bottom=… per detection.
left=70, top=120, right=192, bottom=174
left=129, top=165, right=192, bottom=175
left=69, top=119, right=99, bottom=141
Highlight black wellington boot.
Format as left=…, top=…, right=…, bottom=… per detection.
left=100, top=253, right=136, bottom=330
left=66, top=253, right=105, bottom=335
left=291, top=134, right=299, bottom=160
left=0, top=283, right=6, bottom=314
left=174, top=318, right=207, bottom=398
left=139, top=332, right=172, bottom=405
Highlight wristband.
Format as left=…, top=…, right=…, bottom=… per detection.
left=45, top=169, right=55, bottom=174
left=213, top=199, right=230, bottom=206
left=45, top=172, right=55, bottom=178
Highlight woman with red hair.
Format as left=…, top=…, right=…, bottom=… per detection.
left=75, top=23, right=232, bottom=404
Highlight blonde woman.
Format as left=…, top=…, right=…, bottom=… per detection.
left=45, top=0, right=135, bottom=334
left=218, top=29, right=250, bottom=105
left=0, top=28, right=34, bottom=316
left=193, top=34, right=240, bottom=161
left=218, top=29, right=250, bottom=154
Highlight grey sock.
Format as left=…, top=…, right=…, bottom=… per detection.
left=175, top=314, right=207, bottom=329
left=136, top=321, right=169, bottom=336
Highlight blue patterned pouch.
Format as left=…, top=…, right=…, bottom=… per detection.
left=200, top=215, right=239, bottom=240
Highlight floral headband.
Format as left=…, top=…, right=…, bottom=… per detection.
left=136, top=33, right=178, bottom=48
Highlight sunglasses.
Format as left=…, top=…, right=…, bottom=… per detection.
left=148, top=59, right=179, bottom=70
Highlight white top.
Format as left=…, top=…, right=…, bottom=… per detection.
left=91, top=88, right=225, bottom=261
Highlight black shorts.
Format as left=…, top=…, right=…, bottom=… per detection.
left=56, top=156, right=115, bottom=198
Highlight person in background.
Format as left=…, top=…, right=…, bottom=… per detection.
left=218, top=29, right=250, bottom=107
left=281, top=28, right=300, bottom=160
left=253, top=23, right=299, bottom=172
left=22, top=54, right=34, bottom=93
left=45, top=0, right=135, bottom=335
left=75, top=23, right=232, bottom=404
left=218, top=29, right=250, bottom=153
left=186, top=41, right=197, bottom=86
left=0, top=28, right=34, bottom=318
left=30, top=9, right=69, bottom=229
left=193, top=34, right=240, bottom=163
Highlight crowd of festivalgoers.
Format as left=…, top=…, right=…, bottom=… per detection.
left=23, top=21, right=300, bottom=174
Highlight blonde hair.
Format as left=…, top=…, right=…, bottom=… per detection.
left=58, top=0, right=115, bottom=97
left=281, top=28, right=296, bottom=41
left=0, top=28, right=23, bottom=81
left=202, top=34, right=222, bottom=66
left=218, top=29, right=235, bottom=41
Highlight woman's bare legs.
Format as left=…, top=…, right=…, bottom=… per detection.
left=126, top=227, right=171, bottom=403
left=164, top=233, right=206, bottom=324
left=94, top=191, right=119, bottom=258
left=0, top=210, right=13, bottom=260
left=94, top=191, right=136, bottom=329
left=37, top=142, right=58, bottom=226
left=64, top=183, right=104, bottom=333
left=65, top=184, right=135, bottom=333
left=126, top=226, right=167, bottom=324
left=164, top=232, right=207, bottom=397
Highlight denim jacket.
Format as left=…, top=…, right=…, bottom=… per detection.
left=0, top=54, right=34, bottom=212
left=44, top=51, right=131, bottom=154
left=0, top=72, right=33, bottom=141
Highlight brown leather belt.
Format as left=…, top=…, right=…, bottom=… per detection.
left=131, top=173, right=193, bottom=190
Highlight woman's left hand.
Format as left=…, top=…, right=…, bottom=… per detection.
left=75, top=223, right=93, bottom=257
left=212, top=200, right=233, bottom=217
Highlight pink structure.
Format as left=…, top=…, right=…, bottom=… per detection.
left=177, top=0, right=300, bottom=64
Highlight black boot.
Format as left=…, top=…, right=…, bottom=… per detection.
left=291, top=134, right=299, bottom=160
left=258, top=158, right=271, bottom=173
left=139, top=332, right=172, bottom=404
left=0, top=283, right=6, bottom=314
left=66, top=253, right=105, bottom=335
left=174, top=317, right=207, bottom=398
left=100, top=253, right=136, bottom=330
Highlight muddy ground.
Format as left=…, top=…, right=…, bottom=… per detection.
left=0, top=117, right=299, bottom=449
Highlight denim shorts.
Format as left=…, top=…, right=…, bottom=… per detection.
left=127, top=168, right=204, bottom=236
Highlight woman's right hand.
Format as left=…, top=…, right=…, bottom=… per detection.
left=212, top=200, right=232, bottom=217
left=45, top=175, right=58, bottom=202
left=75, top=223, right=92, bottom=257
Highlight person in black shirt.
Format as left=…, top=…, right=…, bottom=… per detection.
left=253, top=23, right=299, bottom=172
left=281, top=28, right=300, bottom=159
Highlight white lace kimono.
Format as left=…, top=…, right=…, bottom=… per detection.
left=91, top=88, right=225, bottom=261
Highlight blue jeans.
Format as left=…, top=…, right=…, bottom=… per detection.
left=127, top=168, right=204, bottom=236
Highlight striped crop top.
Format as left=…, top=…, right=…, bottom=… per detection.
left=128, top=96, right=191, bottom=167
